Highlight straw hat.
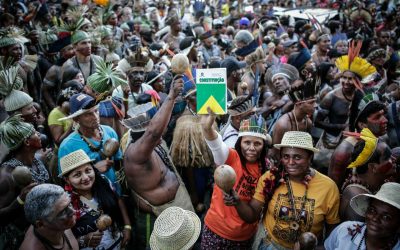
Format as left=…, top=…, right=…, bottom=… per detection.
left=59, top=149, right=94, bottom=177
left=274, top=131, right=319, bottom=153
left=150, top=207, right=201, bottom=250
left=350, top=182, right=400, bottom=217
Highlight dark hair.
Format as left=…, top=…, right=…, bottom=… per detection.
left=317, top=62, right=334, bottom=85
left=234, top=136, right=268, bottom=175
left=351, top=140, right=380, bottom=174
left=62, top=66, right=81, bottom=84
left=65, top=166, right=122, bottom=224
left=0, top=13, right=14, bottom=26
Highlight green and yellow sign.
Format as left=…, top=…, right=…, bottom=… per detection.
left=196, top=68, right=227, bottom=115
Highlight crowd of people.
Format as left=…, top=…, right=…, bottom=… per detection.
left=1, top=0, right=400, bottom=249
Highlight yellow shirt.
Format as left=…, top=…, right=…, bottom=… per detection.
left=48, top=107, right=72, bottom=132
left=253, top=171, right=340, bottom=249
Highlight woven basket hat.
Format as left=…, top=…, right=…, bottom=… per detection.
left=150, top=206, right=201, bottom=250
left=4, top=89, right=33, bottom=112
left=350, top=182, right=400, bottom=217
left=274, top=131, right=319, bottom=153
left=59, top=149, right=94, bottom=177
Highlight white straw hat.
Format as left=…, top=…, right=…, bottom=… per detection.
left=350, top=182, right=400, bottom=217
left=59, top=149, right=94, bottom=177
left=274, top=131, right=319, bottom=153
left=150, top=206, right=201, bottom=250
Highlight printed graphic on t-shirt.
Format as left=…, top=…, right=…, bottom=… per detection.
left=234, top=173, right=258, bottom=199
left=272, top=193, right=315, bottom=243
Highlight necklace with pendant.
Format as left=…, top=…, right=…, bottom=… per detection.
left=285, top=175, right=308, bottom=242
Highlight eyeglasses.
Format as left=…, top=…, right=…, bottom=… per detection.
left=48, top=203, right=74, bottom=222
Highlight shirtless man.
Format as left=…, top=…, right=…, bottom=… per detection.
left=261, top=63, right=299, bottom=133
left=123, top=77, right=193, bottom=249
left=20, top=184, right=78, bottom=250
left=311, top=33, right=331, bottom=66
left=269, top=80, right=316, bottom=161
left=61, top=31, right=103, bottom=83
left=314, top=70, right=356, bottom=172
left=329, top=95, right=387, bottom=187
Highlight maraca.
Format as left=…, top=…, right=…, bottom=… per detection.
left=11, top=166, right=32, bottom=188
left=214, top=164, right=237, bottom=193
left=102, top=138, right=120, bottom=159
left=96, top=214, right=112, bottom=231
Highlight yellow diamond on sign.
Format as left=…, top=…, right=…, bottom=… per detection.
left=198, top=95, right=225, bottom=114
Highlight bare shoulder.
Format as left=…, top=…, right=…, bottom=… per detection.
left=0, top=165, right=17, bottom=196
left=20, top=226, right=46, bottom=250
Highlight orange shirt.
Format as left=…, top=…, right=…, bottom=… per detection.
left=205, top=149, right=262, bottom=241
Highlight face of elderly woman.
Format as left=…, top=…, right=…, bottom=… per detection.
left=240, top=136, right=265, bottom=163
left=281, top=147, right=312, bottom=180
left=365, top=199, right=400, bottom=238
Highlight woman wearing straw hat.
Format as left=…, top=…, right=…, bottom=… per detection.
left=59, top=149, right=131, bottom=249
left=225, top=131, right=340, bottom=249
left=325, top=182, right=400, bottom=250
left=201, top=111, right=271, bottom=249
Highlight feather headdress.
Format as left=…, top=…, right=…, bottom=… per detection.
left=345, top=128, right=378, bottom=169
left=335, top=40, right=377, bottom=91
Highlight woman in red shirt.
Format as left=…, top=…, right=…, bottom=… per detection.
left=201, top=110, right=271, bottom=249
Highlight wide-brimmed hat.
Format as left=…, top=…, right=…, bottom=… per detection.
left=238, top=115, right=271, bottom=144
left=350, top=182, right=400, bottom=217
left=58, top=93, right=97, bottom=121
left=274, top=131, right=319, bottom=153
left=121, top=103, right=155, bottom=133
left=228, top=95, right=254, bottom=116
left=150, top=206, right=201, bottom=250
left=59, top=149, right=94, bottom=177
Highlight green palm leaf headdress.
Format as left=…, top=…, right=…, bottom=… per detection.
left=87, top=61, right=128, bottom=102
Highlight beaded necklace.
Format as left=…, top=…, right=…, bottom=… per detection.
left=77, top=127, right=104, bottom=154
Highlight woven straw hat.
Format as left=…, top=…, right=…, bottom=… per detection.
left=4, top=89, right=33, bottom=112
left=150, top=206, right=201, bottom=250
left=350, top=182, right=400, bottom=217
left=59, top=149, right=94, bottom=177
left=274, top=131, right=319, bottom=153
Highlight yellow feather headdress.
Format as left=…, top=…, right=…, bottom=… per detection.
left=347, top=128, right=378, bottom=169
left=335, top=40, right=377, bottom=89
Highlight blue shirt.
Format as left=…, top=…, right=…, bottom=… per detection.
left=58, top=125, right=122, bottom=194
left=324, top=221, right=400, bottom=250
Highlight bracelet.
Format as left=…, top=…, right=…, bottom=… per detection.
left=78, top=236, right=86, bottom=248
left=122, top=97, right=129, bottom=102
left=37, top=125, right=45, bottom=129
left=124, top=225, right=132, bottom=230
left=17, top=196, right=24, bottom=205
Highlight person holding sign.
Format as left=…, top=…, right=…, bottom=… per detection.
left=200, top=109, right=271, bottom=249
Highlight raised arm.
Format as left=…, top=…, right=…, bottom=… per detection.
left=0, top=168, right=36, bottom=225
left=201, top=109, right=229, bottom=166
left=124, top=78, right=183, bottom=165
